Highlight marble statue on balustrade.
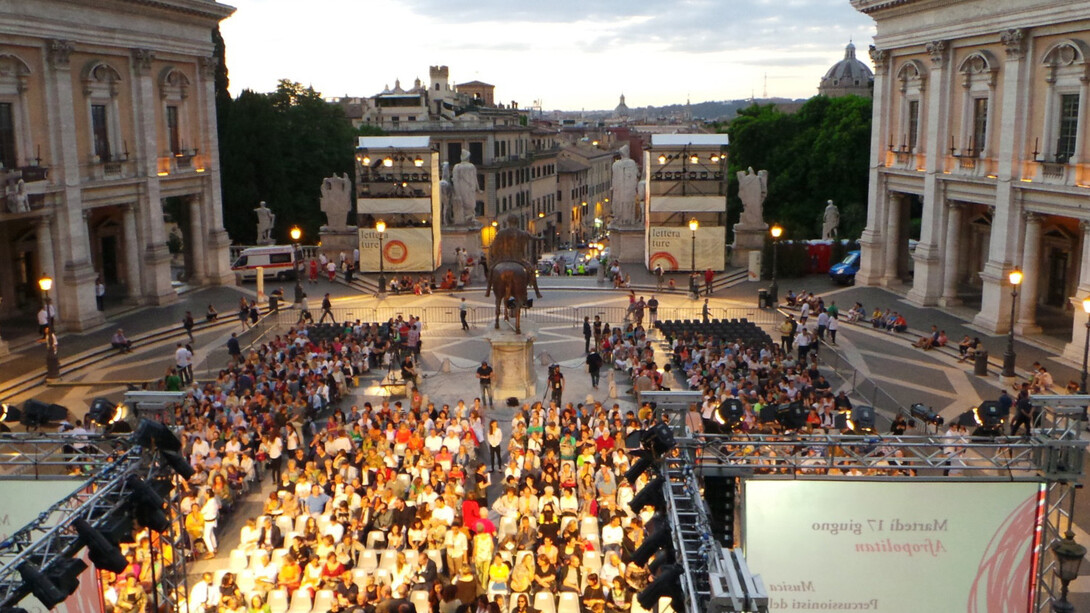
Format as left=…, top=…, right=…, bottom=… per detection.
left=439, top=162, right=454, bottom=226
left=451, top=151, right=482, bottom=228
left=254, top=201, right=275, bottom=245
left=609, top=145, right=640, bottom=228
left=6, top=179, right=29, bottom=214
left=822, top=200, right=840, bottom=239
left=319, top=174, right=354, bottom=231
left=737, top=167, right=768, bottom=228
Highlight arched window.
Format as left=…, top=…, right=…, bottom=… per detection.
left=81, top=61, right=124, bottom=162
left=896, top=60, right=928, bottom=152
left=957, top=51, right=998, bottom=158
left=0, top=53, right=32, bottom=169
left=158, top=67, right=191, bottom=156
left=1040, top=40, right=1089, bottom=164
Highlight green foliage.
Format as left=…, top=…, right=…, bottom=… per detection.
left=216, top=79, right=357, bottom=244
left=725, top=96, right=871, bottom=241
left=356, top=124, right=387, bottom=137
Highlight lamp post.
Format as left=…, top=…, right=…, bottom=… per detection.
left=1050, top=530, right=1086, bottom=612
left=1081, top=298, right=1090, bottom=394
left=1002, top=268, right=1023, bottom=378
left=290, top=226, right=303, bottom=304
left=39, top=275, right=58, bottom=378
left=688, top=218, right=699, bottom=272
left=769, top=225, right=783, bottom=305
left=375, top=220, right=387, bottom=297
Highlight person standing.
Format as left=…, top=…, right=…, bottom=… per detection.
left=94, top=276, right=105, bottom=311
left=319, top=293, right=334, bottom=323
left=586, top=349, right=603, bottom=390
left=227, top=333, right=241, bottom=362
left=689, top=272, right=700, bottom=300
left=779, top=315, right=795, bottom=352
left=477, top=361, right=494, bottom=409
left=647, top=295, right=659, bottom=324
left=486, top=420, right=503, bottom=471
left=704, top=268, right=714, bottom=296
left=702, top=299, right=711, bottom=324
left=175, top=342, right=193, bottom=384
left=583, top=316, right=592, bottom=353
left=592, top=315, right=603, bottom=350
left=816, top=309, right=829, bottom=342
left=460, top=298, right=470, bottom=331
left=1010, top=386, right=1036, bottom=436
left=795, top=328, right=811, bottom=362
left=654, top=264, right=664, bottom=291
left=827, top=313, right=839, bottom=345
left=183, top=311, right=195, bottom=343
left=633, top=297, right=646, bottom=327
left=548, top=365, right=565, bottom=406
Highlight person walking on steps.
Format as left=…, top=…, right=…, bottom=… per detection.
left=586, top=349, right=603, bottom=389
left=319, top=293, right=334, bottom=323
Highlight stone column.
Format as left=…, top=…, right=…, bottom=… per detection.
left=883, top=192, right=901, bottom=283
left=857, top=46, right=892, bottom=286
left=939, top=203, right=964, bottom=306
left=36, top=216, right=56, bottom=285
left=188, top=195, right=208, bottom=283
left=197, top=55, right=234, bottom=285
left=121, top=204, right=142, bottom=302
left=1015, top=213, right=1043, bottom=334
left=1063, top=220, right=1090, bottom=362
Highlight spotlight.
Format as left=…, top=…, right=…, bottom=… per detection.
left=647, top=547, right=675, bottom=576
left=641, top=423, right=675, bottom=457
left=17, top=558, right=86, bottom=609
left=73, top=518, right=128, bottom=573
left=21, top=399, right=67, bottom=429
left=910, top=403, right=944, bottom=427
left=132, top=418, right=182, bottom=452
left=631, top=526, right=671, bottom=567
left=127, top=475, right=170, bottom=533
left=87, top=398, right=118, bottom=426
left=637, top=564, right=683, bottom=609
left=628, top=476, right=665, bottom=515
left=361, top=155, right=371, bottom=165
left=689, top=154, right=699, bottom=164
left=776, top=402, right=808, bottom=430
left=852, top=406, right=876, bottom=433
left=714, top=398, right=744, bottom=431
left=382, top=157, right=393, bottom=167
left=161, top=449, right=195, bottom=480
left=413, top=156, right=424, bottom=167
left=657, top=154, right=667, bottom=165
left=624, top=450, right=653, bottom=484
left=0, top=403, right=21, bottom=422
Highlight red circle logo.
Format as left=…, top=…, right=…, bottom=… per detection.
left=649, top=251, right=679, bottom=271
left=384, top=240, right=409, bottom=264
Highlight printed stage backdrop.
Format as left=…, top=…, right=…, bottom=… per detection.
left=744, top=481, right=1040, bottom=613
left=646, top=226, right=725, bottom=271
left=359, top=227, right=438, bottom=272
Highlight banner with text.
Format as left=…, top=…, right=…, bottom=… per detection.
left=744, top=481, right=1039, bottom=613
left=646, top=225, right=725, bottom=271
left=359, top=227, right=438, bottom=272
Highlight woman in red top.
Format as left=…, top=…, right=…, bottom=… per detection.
left=319, top=553, right=345, bottom=587
left=277, top=553, right=302, bottom=595
left=308, top=259, right=319, bottom=282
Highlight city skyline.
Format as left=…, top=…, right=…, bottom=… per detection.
left=218, top=0, right=876, bottom=110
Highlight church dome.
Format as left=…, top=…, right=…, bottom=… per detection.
left=818, top=43, right=874, bottom=98
left=615, top=94, right=630, bottom=117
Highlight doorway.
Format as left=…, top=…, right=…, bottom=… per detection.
left=1047, top=247, right=1069, bottom=307
left=100, top=235, right=118, bottom=284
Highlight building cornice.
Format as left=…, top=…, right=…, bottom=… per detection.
left=118, top=0, right=235, bottom=21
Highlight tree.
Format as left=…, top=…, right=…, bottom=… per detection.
left=723, top=96, right=871, bottom=240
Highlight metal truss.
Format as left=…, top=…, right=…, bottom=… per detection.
left=0, top=434, right=131, bottom=479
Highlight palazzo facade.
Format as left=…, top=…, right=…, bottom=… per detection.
left=853, top=0, right=1090, bottom=361
left=0, top=0, right=235, bottom=331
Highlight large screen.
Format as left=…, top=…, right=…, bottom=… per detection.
left=743, top=481, right=1040, bottom=613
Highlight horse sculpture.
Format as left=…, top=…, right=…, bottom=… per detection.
left=486, top=261, right=530, bottom=334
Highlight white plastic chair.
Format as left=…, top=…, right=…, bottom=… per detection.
left=366, top=530, right=386, bottom=549
left=425, top=549, right=444, bottom=569
left=410, top=590, right=430, bottom=612
left=533, top=591, right=556, bottom=613
left=557, top=591, right=580, bottom=613
left=351, top=568, right=369, bottom=588
left=499, top=515, right=518, bottom=538
left=270, top=548, right=288, bottom=566
left=582, top=550, right=602, bottom=573
left=236, top=570, right=256, bottom=594
left=276, top=516, right=294, bottom=535
left=311, top=589, right=335, bottom=613
left=267, top=589, right=288, bottom=613
left=213, top=569, right=228, bottom=586
left=579, top=516, right=599, bottom=538
left=286, top=590, right=311, bottom=613
left=324, top=523, right=344, bottom=542
left=358, top=549, right=378, bottom=573
left=630, top=595, right=652, bottom=613
left=294, top=515, right=308, bottom=533
left=378, top=549, right=398, bottom=573
left=404, top=549, right=420, bottom=567
left=229, top=548, right=249, bottom=573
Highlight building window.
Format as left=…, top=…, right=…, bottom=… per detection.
left=91, top=104, right=111, bottom=160
left=1057, top=93, right=1079, bottom=162
left=0, top=102, right=15, bottom=168
left=971, top=98, right=987, bottom=157
left=907, top=100, right=919, bottom=151
left=166, top=105, right=181, bottom=155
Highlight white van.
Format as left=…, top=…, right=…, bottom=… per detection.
left=231, top=246, right=298, bottom=281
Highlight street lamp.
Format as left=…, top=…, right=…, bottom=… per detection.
left=38, top=276, right=54, bottom=329
left=1050, top=531, right=1086, bottom=613
left=688, top=218, right=699, bottom=272
left=289, top=226, right=303, bottom=303
left=1002, top=268, right=1023, bottom=378
left=375, top=220, right=387, bottom=296
left=769, top=225, right=783, bottom=304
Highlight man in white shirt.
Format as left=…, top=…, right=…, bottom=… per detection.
left=200, top=492, right=219, bottom=554
left=601, top=515, right=624, bottom=555
left=189, top=572, right=219, bottom=613
left=431, top=497, right=455, bottom=526
left=175, top=343, right=193, bottom=384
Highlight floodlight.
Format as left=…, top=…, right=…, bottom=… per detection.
left=131, top=418, right=182, bottom=452
left=909, top=403, right=943, bottom=426
left=637, top=564, right=683, bottom=609
left=413, top=156, right=424, bottom=167
left=647, top=548, right=676, bottom=576
left=0, top=403, right=21, bottom=422
left=126, top=476, right=170, bottom=533
left=658, top=154, right=667, bottom=165
left=852, top=406, right=876, bottom=432
left=630, top=526, right=672, bottom=567
left=714, top=398, right=744, bottom=429
left=17, top=558, right=85, bottom=610
left=74, top=518, right=128, bottom=573
left=161, top=449, right=196, bottom=480
left=624, top=450, right=654, bottom=484
left=641, top=423, right=675, bottom=457
left=628, top=476, right=665, bottom=515
left=382, top=157, right=393, bottom=167
left=88, top=397, right=119, bottom=426
left=21, top=399, right=67, bottom=428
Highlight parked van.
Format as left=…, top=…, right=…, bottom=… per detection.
left=231, top=245, right=298, bottom=281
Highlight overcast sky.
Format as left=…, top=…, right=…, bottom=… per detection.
left=218, top=0, right=877, bottom=110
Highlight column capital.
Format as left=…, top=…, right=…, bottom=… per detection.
left=1023, top=211, right=1042, bottom=224
left=131, top=48, right=155, bottom=76
left=1001, top=29, right=1027, bottom=60
left=869, top=46, right=890, bottom=75
left=121, top=203, right=135, bottom=213
left=926, top=40, right=948, bottom=67
left=1080, top=219, right=1090, bottom=235
left=947, top=201, right=965, bottom=212
left=198, top=56, right=218, bottom=79
left=46, top=39, right=74, bottom=70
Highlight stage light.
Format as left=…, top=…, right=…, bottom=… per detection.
left=852, top=406, right=876, bottom=432
left=20, top=399, right=67, bottom=429
left=382, top=157, right=393, bottom=167
left=74, top=518, right=128, bottom=573
left=714, top=398, right=744, bottom=430
left=628, top=476, right=665, bottom=515
left=132, top=418, right=182, bottom=452
left=127, top=476, right=170, bottom=533
left=88, top=397, right=118, bottom=426
left=777, top=402, right=808, bottom=430
left=413, top=156, right=424, bottom=167
left=624, top=450, right=654, bottom=484
left=0, top=403, right=21, bottom=422
left=161, top=449, right=195, bottom=480
left=361, top=155, right=371, bottom=166
left=17, top=558, right=85, bottom=609
left=637, top=564, right=683, bottom=609
left=631, top=526, right=672, bottom=567
left=647, top=548, right=675, bottom=576
left=910, top=403, right=944, bottom=426
left=641, top=423, right=675, bottom=457
left=689, top=154, right=699, bottom=164
left=658, top=154, right=667, bottom=165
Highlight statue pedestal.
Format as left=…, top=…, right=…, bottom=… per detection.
left=442, top=227, right=483, bottom=266
left=608, top=226, right=644, bottom=265
left=731, top=222, right=768, bottom=267
left=318, top=227, right=359, bottom=258
left=486, top=325, right=537, bottom=401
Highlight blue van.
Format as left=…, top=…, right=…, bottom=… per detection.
left=829, top=250, right=860, bottom=285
